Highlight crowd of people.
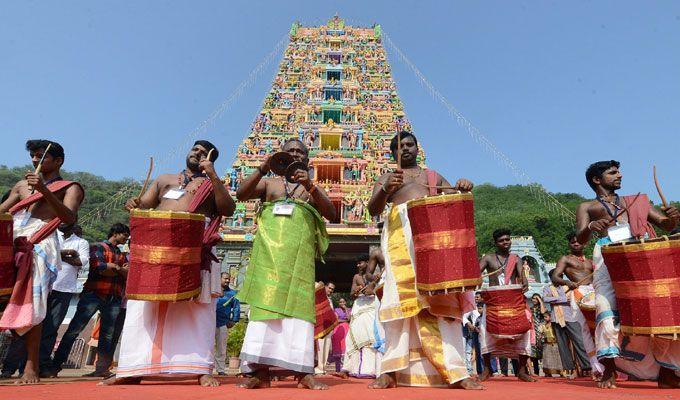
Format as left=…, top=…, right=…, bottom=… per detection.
left=0, top=132, right=679, bottom=392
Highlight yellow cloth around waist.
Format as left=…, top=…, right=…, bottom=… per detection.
left=130, top=244, right=202, bottom=265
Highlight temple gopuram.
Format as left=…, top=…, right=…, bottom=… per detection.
left=218, top=16, right=426, bottom=291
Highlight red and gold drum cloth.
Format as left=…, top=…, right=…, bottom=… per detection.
left=481, top=285, right=532, bottom=337
left=602, top=235, right=680, bottom=337
left=127, top=210, right=204, bottom=301
left=0, top=213, right=13, bottom=296
left=406, top=193, right=481, bottom=293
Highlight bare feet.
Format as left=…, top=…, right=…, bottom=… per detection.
left=83, top=370, right=113, bottom=378
left=449, top=377, right=484, bottom=390
left=479, top=370, right=492, bottom=382
left=297, top=374, right=328, bottom=390
left=237, top=369, right=271, bottom=389
left=198, top=374, right=220, bottom=387
left=368, top=373, right=397, bottom=389
left=331, top=371, right=349, bottom=379
left=658, top=367, right=680, bottom=389
left=517, top=369, right=537, bottom=382
left=14, top=369, right=39, bottom=385
left=98, top=376, right=142, bottom=386
left=598, top=359, right=617, bottom=389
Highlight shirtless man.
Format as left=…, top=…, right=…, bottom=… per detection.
left=549, top=232, right=599, bottom=377
left=350, top=255, right=372, bottom=299
left=104, top=140, right=235, bottom=387
left=367, top=131, right=481, bottom=390
left=0, top=140, right=84, bottom=384
left=478, top=229, right=536, bottom=382
left=552, top=234, right=593, bottom=289
left=575, top=160, right=680, bottom=389
left=236, top=138, right=335, bottom=390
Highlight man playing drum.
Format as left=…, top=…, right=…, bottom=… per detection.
left=104, top=140, right=235, bottom=387
left=551, top=232, right=602, bottom=376
left=366, top=131, right=481, bottom=390
left=576, top=160, right=680, bottom=389
left=0, top=140, right=84, bottom=385
left=478, top=229, right=536, bottom=382
left=235, top=138, right=336, bottom=390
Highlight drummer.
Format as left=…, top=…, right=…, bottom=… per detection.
left=550, top=232, right=601, bottom=376
left=478, top=229, right=536, bottom=382
left=366, top=131, right=481, bottom=390
left=0, top=140, right=85, bottom=385
left=576, top=160, right=680, bottom=389
left=103, top=140, right=236, bottom=387
left=235, top=138, right=336, bottom=390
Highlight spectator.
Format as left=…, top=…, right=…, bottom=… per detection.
left=463, top=302, right=484, bottom=376
left=214, top=272, right=240, bottom=375
left=45, top=223, right=129, bottom=378
left=38, top=224, right=90, bottom=375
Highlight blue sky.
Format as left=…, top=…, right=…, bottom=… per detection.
left=1, top=1, right=679, bottom=202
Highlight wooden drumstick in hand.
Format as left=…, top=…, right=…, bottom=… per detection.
left=30, top=143, right=52, bottom=194
left=137, top=157, right=154, bottom=201
left=654, top=166, right=669, bottom=208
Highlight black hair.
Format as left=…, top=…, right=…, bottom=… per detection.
left=221, top=271, right=230, bottom=277
left=492, top=228, right=511, bottom=242
left=1, top=190, right=10, bottom=203
left=565, top=231, right=577, bottom=242
left=356, top=254, right=369, bottom=263
left=194, top=140, right=219, bottom=161
left=26, top=140, right=65, bottom=163
left=389, top=131, right=418, bottom=155
left=282, top=137, right=309, bottom=156
left=585, top=160, right=620, bottom=191
left=325, top=281, right=335, bottom=287
left=108, top=223, right=130, bottom=238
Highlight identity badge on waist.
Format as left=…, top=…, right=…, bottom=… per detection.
left=163, top=188, right=185, bottom=200
left=273, top=203, right=295, bottom=216
left=608, top=222, right=632, bottom=243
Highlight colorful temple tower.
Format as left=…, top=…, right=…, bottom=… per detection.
left=218, top=16, right=425, bottom=290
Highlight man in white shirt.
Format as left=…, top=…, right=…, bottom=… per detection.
left=39, top=224, right=89, bottom=375
left=463, top=302, right=484, bottom=376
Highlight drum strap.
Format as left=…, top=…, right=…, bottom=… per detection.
left=425, top=169, right=437, bottom=196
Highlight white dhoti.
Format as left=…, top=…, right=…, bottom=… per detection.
left=240, top=318, right=315, bottom=374
left=0, top=211, right=61, bottom=335
left=378, top=204, right=473, bottom=387
left=342, top=295, right=383, bottom=378
left=116, top=254, right=221, bottom=378
left=593, top=240, right=680, bottom=378
left=478, top=312, right=532, bottom=358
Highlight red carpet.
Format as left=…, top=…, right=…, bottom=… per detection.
left=0, top=376, right=677, bottom=400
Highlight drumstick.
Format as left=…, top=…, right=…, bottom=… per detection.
left=481, top=268, right=503, bottom=279
left=564, top=272, right=594, bottom=294
left=30, top=143, right=52, bottom=194
left=653, top=166, right=669, bottom=208
left=136, top=157, right=154, bottom=200
left=396, top=133, right=402, bottom=170
left=206, top=148, right=214, bottom=162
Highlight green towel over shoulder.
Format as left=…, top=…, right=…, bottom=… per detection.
left=237, top=200, right=329, bottom=324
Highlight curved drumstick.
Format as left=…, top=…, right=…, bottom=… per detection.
left=653, top=165, right=669, bottom=208
left=481, top=268, right=503, bottom=279
left=564, top=272, right=594, bottom=294
left=136, top=157, right=154, bottom=200
left=30, top=143, right=52, bottom=194
left=206, top=148, right=214, bottom=163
